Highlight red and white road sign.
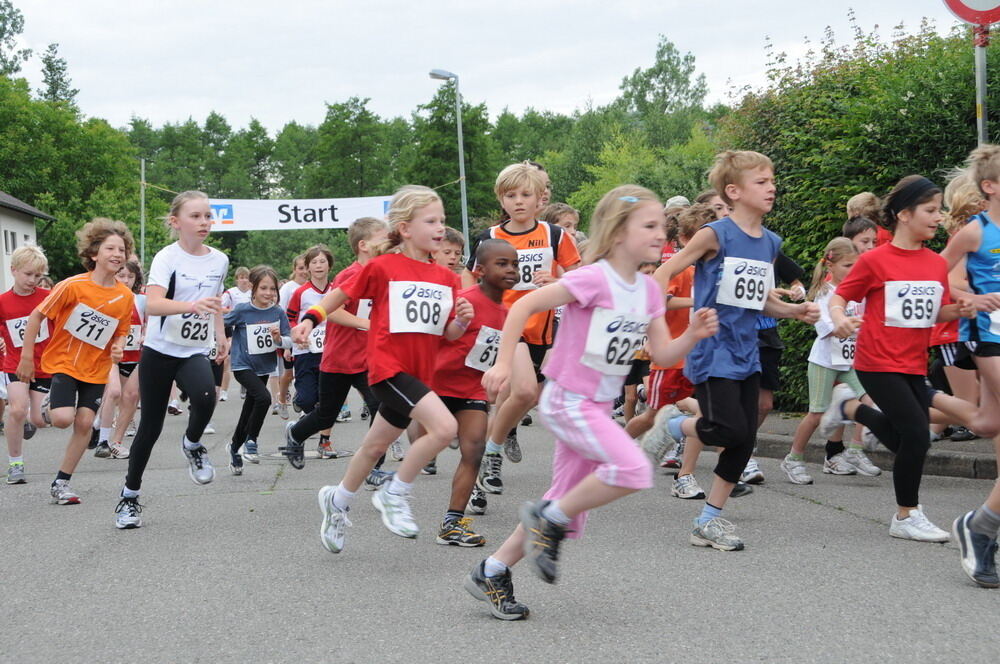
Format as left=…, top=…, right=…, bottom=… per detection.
left=945, top=0, right=1000, bottom=25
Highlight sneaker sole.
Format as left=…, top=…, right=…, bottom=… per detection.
left=317, top=486, right=343, bottom=554
left=371, top=491, right=418, bottom=539
left=94, top=449, right=111, bottom=458
left=743, top=474, right=765, bottom=485
left=7, top=478, right=26, bottom=485
left=243, top=454, right=260, bottom=464
left=54, top=497, right=81, bottom=505
left=822, top=467, right=857, bottom=475
left=467, top=507, right=486, bottom=515
left=229, top=464, right=243, bottom=476
left=780, top=463, right=814, bottom=485
left=463, top=573, right=528, bottom=621
left=116, top=519, right=142, bottom=529
left=183, top=448, right=215, bottom=485
left=671, top=489, right=706, bottom=499
left=952, top=515, right=1000, bottom=588
left=889, top=529, right=950, bottom=543
left=436, top=536, right=485, bottom=547
left=689, top=532, right=744, bottom=551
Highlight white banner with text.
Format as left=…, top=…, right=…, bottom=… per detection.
left=208, top=196, right=391, bottom=232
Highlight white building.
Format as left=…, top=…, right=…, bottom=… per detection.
left=0, top=191, right=53, bottom=292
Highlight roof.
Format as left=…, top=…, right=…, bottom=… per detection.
left=0, top=190, right=56, bottom=222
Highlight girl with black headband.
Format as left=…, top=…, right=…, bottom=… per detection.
left=819, top=175, right=974, bottom=542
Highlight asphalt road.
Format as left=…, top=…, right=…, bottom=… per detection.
left=1, top=392, right=997, bottom=663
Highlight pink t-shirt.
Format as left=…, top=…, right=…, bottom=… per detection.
left=543, top=261, right=664, bottom=403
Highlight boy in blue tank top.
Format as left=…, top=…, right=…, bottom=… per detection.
left=653, top=150, right=819, bottom=551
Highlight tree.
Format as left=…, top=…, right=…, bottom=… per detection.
left=305, top=97, right=388, bottom=198
left=37, top=43, right=78, bottom=107
left=0, top=0, right=30, bottom=76
left=272, top=121, right=317, bottom=196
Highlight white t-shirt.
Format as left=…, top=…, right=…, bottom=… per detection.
left=279, top=280, right=304, bottom=311
left=143, top=242, right=229, bottom=358
left=222, top=286, right=252, bottom=309
left=807, top=286, right=863, bottom=371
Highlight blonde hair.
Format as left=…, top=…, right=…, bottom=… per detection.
left=494, top=162, right=547, bottom=200
left=10, top=245, right=48, bottom=273
left=846, top=192, right=881, bottom=223
left=164, top=190, right=209, bottom=238
left=677, top=203, right=716, bottom=242
left=808, top=237, right=858, bottom=300
left=348, top=217, right=390, bottom=255
left=442, top=226, right=465, bottom=248
left=77, top=218, right=135, bottom=272
left=708, top=151, right=774, bottom=206
left=966, top=143, right=1000, bottom=197
left=540, top=203, right=578, bottom=225
left=583, top=185, right=661, bottom=264
left=234, top=266, right=250, bottom=279
left=373, top=185, right=443, bottom=256
left=287, top=253, right=305, bottom=281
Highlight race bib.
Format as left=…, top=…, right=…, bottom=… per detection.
left=716, top=257, right=772, bottom=310
left=513, top=247, right=554, bottom=291
left=163, top=312, right=214, bottom=347
left=207, top=341, right=218, bottom=361
left=356, top=298, right=372, bottom=321
left=124, top=324, right=142, bottom=352
left=990, top=310, right=1000, bottom=337
left=580, top=308, right=651, bottom=375
left=307, top=323, right=326, bottom=353
left=830, top=334, right=856, bottom=366
left=247, top=323, right=279, bottom=356
left=6, top=317, right=49, bottom=349
left=884, top=281, right=941, bottom=329
left=64, top=303, right=115, bottom=349
left=388, top=281, right=452, bottom=335
left=465, top=325, right=501, bottom=372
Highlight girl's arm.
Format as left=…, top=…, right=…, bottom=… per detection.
left=762, top=293, right=819, bottom=323
left=653, top=226, right=719, bottom=291
left=482, top=283, right=576, bottom=397
left=16, top=309, right=46, bottom=383
left=648, top=308, right=719, bottom=368
left=828, top=293, right=864, bottom=339
left=291, top=288, right=350, bottom=345
left=213, top=312, right=229, bottom=363
left=328, top=306, right=368, bottom=331
left=145, top=284, right=223, bottom=317
left=665, top=296, right=692, bottom=311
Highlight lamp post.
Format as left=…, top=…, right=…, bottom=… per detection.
left=429, top=68, right=470, bottom=247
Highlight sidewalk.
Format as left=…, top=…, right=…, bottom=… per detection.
left=755, top=412, right=997, bottom=480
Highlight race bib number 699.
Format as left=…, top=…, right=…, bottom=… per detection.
left=716, top=257, right=773, bottom=311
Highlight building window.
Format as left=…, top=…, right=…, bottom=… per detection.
left=3, top=230, right=15, bottom=255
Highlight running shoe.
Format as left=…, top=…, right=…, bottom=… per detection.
left=730, top=481, right=754, bottom=498
left=23, top=420, right=37, bottom=440
left=890, top=506, right=950, bottom=542
left=372, top=485, right=419, bottom=538
left=6, top=462, right=25, bottom=485
left=317, top=439, right=339, bottom=459
left=219, top=390, right=228, bottom=402
left=642, top=409, right=680, bottom=466
left=448, top=437, right=460, bottom=450
left=239, top=386, right=246, bottom=400
left=842, top=448, right=881, bottom=476
left=271, top=403, right=279, bottom=416
left=661, top=444, right=683, bottom=469
left=167, top=400, right=183, bottom=416
left=780, top=455, right=814, bottom=485
left=465, top=560, right=529, bottom=621
left=503, top=430, right=522, bottom=463
left=521, top=413, right=532, bottom=426
left=50, top=479, right=80, bottom=505
left=740, top=458, right=765, bottom=484
left=182, top=443, right=215, bottom=485
left=318, top=485, right=351, bottom=553
left=467, top=486, right=487, bottom=515
left=690, top=517, right=744, bottom=551
left=279, top=422, right=305, bottom=470
left=363, top=468, right=394, bottom=491
left=277, top=403, right=289, bottom=420
left=818, top=383, right=855, bottom=438
left=478, top=453, right=503, bottom=494
left=823, top=453, right=858, bottom=475
left=126, top=419, right=137, bottom=437
left=421, top=460, right=437, bottom=475
left=671, top=473, right=705, bottom=499
left=952, top=510, right=1000, bottom=588
left=94, top=441, right=112, bottom=458
left=110, top=441, right=130, bottom=459
left=114, top=496, right=142, bottom=529
left=39, top=393, right=51, bottom=426
left=203, top=422, right=216, bottom=434
left=389, top=439, right=405, bottom=462
left=612, top=405, right=625, bottom=419
left=292, top=400, right=301, bottom=414
left=520, top=500, right=568, bottom=584
left=436, top=517, right=486, bottom=547
left=360, top=404, right=370, bottom=421
left=243, top=439, right=260, bottom=464
left=336, top=406, right=352, bottom=423
left=229, top=444, right=244, bottom=476
left=88, top=428, right=99, bottom=450
left=950, top=426, right=978, bottom=442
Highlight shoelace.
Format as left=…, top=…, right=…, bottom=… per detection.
left=705, top=517, right=737, bottom=535
left=189, top=448, right=205, bottom=469
left=115, top=498, right=142, bottom=515
left=487, top=455, right=502, bottom=475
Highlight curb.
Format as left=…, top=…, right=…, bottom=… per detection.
left=755, top=433, right=997, bottom=480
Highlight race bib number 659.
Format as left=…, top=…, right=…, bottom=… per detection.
left=884, top=281, right=941, bottom=329
left=388, top=281, right=453, bottom=335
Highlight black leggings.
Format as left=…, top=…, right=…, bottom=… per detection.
left=231, top=371, right=270, bottom=452
left=291, top=370, right=380, bottom=442
left=854, top=371, right=931, bottom=508
left=125, top=348, right=217, bottom=491
left=694, top=375, right=760, bottom=484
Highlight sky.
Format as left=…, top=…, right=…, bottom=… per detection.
left=10, top=0, right=972, bottom=133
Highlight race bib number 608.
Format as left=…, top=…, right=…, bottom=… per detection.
left=388, top=281, right=453, bottom=335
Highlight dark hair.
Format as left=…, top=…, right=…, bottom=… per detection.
left=121, top=260, right=144, bottom=294
left=842, top=216, right=878, bottom=239
left=303, top=244, right=333, bottom=271
left=249, top=265, right=280, bottom=298
left=475, top=238, right=515, bottom=264
left=882, top=175, right=941, bottom=231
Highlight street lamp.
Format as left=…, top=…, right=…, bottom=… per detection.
left=429, top=68, right=470, bottom=247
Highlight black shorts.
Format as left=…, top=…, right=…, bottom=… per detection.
left=759, top=347, right=782, bottom=392
left=938, top=342, right=976, bottom=370
left=523, top=341, right=550, bottom=384
left=49, top=373, right=104, bottom=412
left=971, top=340, right=1000, bottom=359
left=118, top=362, right=138, bottom=379
left=371, top=373, right=432, bottom=429
left=440, top=395, right=489, bottom=414
left=282, top=354, right=294, bottom=371
left=625, top=359, right=650, bottom=387
left=5, top=374, right=51, bottom=393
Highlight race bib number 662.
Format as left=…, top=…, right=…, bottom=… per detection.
left=388, top=281, right=453, bottom=335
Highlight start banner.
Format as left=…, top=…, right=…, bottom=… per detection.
left=208, top=196, right=391, bottom=232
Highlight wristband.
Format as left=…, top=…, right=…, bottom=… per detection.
left=307, top=304, right=328, bottom=322
left=302, top=311, right=322, bottom=327
left=454, top=318, right=470, bottom=330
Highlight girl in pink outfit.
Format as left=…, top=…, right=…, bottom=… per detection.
left=465, top=185, right=719, bottom=621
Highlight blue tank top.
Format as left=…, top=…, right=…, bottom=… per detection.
left=685, top=217, right=782, bottom=384
left=962, top=212, right=1000, bottom=344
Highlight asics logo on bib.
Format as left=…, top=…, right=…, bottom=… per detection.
left=79, top=309, right=113, bottom=327
left=734, top=261, right=768, bottom=277
left=401, top=284, right=444, bottom=300
left=484, top=331, right=501, bottom=345
left=519, top=251, right=549, bottom=263
left=605, top=316, right=649, bottom=335
left=898, top=284, right=936, bottom=297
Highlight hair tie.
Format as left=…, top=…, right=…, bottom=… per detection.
left=889, top=176, right=938, bottom=216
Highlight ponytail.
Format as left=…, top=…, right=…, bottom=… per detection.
left=808, top=237, right=857, bottom=300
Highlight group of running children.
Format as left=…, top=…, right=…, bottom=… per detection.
left=3, top=149, right=999, bottom=622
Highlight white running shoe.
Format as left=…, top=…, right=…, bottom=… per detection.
left=114, top=497, right=142, bottom=529
left=818, top=383, right=856, bottom=439
left=203, top=422, right=216, bottom=434
left=109, top=442, right=130, bottom=459
left=740, top=458, right=764, bottom=484
left=389, top=439, right=405, bottom=462
left=842, top=447, right=881, bottom=476
left=50, top=479, right=80, bottom=505
left=372, top=485, right=419, bottom=538
left=126, top=419, right=137, bottom=437
left=278, top=402, right=289, bottom=420
left=671, top=474, right=705, bottom=499
left=318, top=485, right=351, bottom=553
left=271, top=403, right=279, bottom=415
left=780, top=455, right=814, bottom=485
left=823, top=453, right=857, bottom=475
left=219, top=390, right=228, bottom=402
left=890, top=506, right=950, bottom=542
left=182, top=443, right=215, bottom=485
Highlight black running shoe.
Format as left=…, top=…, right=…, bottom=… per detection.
left=88, top=428, right=99, bottom=450
left=478, top=453, right=503, bottom=494
left=520, top=500, right=568, bottom=584
left=94, top=441, right=112, bottom=458
left=464, top=560, right=529, bottom=621
left=521, top=413, right=532, bottom=427
left=730, top=481, right=754, bottom=498
left=279, top=422, right=305, bottom=470
left=421, top=460, right=437, bottom=475
left=950, top=426, right=978, bottom=442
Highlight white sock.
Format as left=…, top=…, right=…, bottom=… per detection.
left=483, top=556, right=508, bottom=578
left=9, top=456, right=23, bottom=465
left=387, top=475, right=413, bottom=496
left=99, top=427, right=112, bottom=444
left=122, top=486, right=140, bottom=499
left=541, top=501, right=572, bottom=526
left=332, top=484, right=355, bottom=511
left=182, top=436, right=201, bottom=451
left=484, top=439, right=503, bottom=455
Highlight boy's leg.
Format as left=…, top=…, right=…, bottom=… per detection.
left=56, top=381, right=103, bottom=475
left=289, top=371, right=352, bottom=443
left=485, top=343, right=539, bottom=449
left=6, top=380, right=29, bottom=460
left=447, top=407, right=488, bottom=512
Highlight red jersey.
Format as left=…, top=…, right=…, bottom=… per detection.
left=321, top=262, right=371, bottom=374
left=340, top=252, right=460, bottom=385
left=835, top=243, right=950, bottom=375
left=432, top=285, right=508, bottom=401
left=0, top=287, right=51, bottom=376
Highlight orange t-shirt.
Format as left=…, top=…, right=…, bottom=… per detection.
left=652, top=266, right=694, bottom=371
left=38, top=273, right=134, bottom=384
left=476, top=220, right=580, bottom=346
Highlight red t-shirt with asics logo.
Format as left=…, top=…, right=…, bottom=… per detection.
left=0, top=287, right=51, bottom=377
left=432, top=285, right=507, bottom=401
left=321, top=261, right=370, bottom=374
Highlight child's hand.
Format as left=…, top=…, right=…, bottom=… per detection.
left=833, top=316, right=862, bottom=339
left=215, top=337, right=230, bottom=364
left=110, top=340, right=124, bottom=364
left=269, top=324, right=281, bottom=342
left=796, top=302, right=820, bottom=325
left=16, top=356, right=33, bottom=384
left=532, top=270, right=556, bottom=287
left=0, top=337, right=5, bottom=353
left=455, top=297, right=474, bottom=325
left=190, top=296, right=223, bottom=316
left=959, top=296, right=978, bottom=319
left=291, top=320, right=313, bottom=346
left=689, top=307, right=718, bottom=339
left=973, top=292, right=1000, bottom=312
left=482, top=364, right=510, bottom=402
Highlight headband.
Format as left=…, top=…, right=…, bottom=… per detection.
left=889, top=176, right=938, bottom=216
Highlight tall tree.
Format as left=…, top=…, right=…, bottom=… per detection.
left=0, top=0, right=30, bottom=76
left=272, top=121, right=317, bottom=197
left=305, top=97, right=388, bottom=198
left=37, top=43, right=78, bottom=107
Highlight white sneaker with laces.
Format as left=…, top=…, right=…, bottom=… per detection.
left=818, top=383, right=856, bottom=439
left=203, top=422, right=216, bottom=434
left=318, top=485, right=351, bottom=553
left=740, top=458, right=764, bottom=484
left=389, top=439, right=405, bottom=462
left=780, top=455, right=814, bottom=484
left=671, top=474, right=705, bottom=499
left=842, top=447, right=881, bottom=476
left=890, top=506, right=950, bottom=542
left=823, top=452, right=857, bottom=475
left=219, top=390, right=228, bottom=402
left=372, top=485, right=419, bottom=538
